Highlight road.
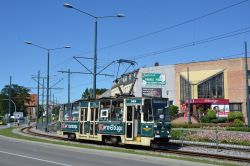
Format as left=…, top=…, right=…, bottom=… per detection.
left=0, top=135, right=215, bottom=166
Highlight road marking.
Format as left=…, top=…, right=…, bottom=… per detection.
left=0, top=150, right=72, bottom=166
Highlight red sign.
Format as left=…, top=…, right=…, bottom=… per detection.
left=185, top=98, right=229, bottom=104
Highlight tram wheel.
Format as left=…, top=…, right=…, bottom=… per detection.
left=68, top=133, right=76, bottom=140
left=111, top=137, right=118, bottom=144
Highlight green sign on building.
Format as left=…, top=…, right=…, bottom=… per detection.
left=126, top=98, right=142, bottom=105
left=142, top=73, right=166, bottom=86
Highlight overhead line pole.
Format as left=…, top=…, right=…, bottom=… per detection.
left=187, top=67, right=191, bottom=124
left=25, top=41, right=70, bottom=132
left=64, top=3, right=125, bottom=99
left=41, top=78, right=45, bottom=129
left=58, top=69, right=93, bottom=118
left=36, top=71, right=40, bottom=129
left=245, top=41, right=250, bottom=127
left=8, top=76, right=11, bottom=127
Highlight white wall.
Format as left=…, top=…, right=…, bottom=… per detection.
left=133, top=65, right=177, bottom=104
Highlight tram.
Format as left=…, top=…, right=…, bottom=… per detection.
left=57, top=97, right=171, bottom=146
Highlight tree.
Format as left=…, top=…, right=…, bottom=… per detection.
left=0, top=84, right=30, bottom=116
left=81, top=88, right=108, bottom=99
left=82, top=88, right=92, bottom=99
left=169, top=105, right=179, bottom=117
left=0, top=94, right=8, bottom=116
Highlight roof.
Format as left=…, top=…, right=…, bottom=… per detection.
left=180, top=69, right=224, bottom=84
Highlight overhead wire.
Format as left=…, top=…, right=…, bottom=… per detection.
left=36, top=0, right=249, bottom=82
left=128, top=27, right=250, bottom=60
left=78, top=0, right=249, bottom=56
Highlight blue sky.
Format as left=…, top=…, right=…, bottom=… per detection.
left=0, top=0, right=249, bottom=103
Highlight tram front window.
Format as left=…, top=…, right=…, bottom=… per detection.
left=152, top=99, right=170, bottom=121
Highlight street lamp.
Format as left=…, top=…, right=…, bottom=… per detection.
left=64, top=3, right=125, bottom=99
left=25, top=41, right=71, bottom=132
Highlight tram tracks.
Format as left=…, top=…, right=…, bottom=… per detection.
left=20, top=126, right=250, bottom=164
left=20, top=126, right=67, bottom=141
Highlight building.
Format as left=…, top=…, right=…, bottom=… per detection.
left=24, top=94, right=38, bottom=119
left=107, top=57, right=250, bottom=124
left=110, top=64, right=177, bottom=104
left=175, top=57, right=250, bottom=123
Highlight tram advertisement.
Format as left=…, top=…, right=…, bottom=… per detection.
left=60, top=121, right=80, bottom=132
left=98, top=122, right=124, bottom=135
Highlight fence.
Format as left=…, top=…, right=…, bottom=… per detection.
left=170, top=128, right=250, bottom=150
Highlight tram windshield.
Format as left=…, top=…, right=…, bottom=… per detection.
left=152, top=99, right=170, bottom=121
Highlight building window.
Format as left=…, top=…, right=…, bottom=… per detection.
left=198, top=73, right=224, bottom=98
left=229, top=103, right=242, bottom=112
left=180, top=76, right=190, bottom=104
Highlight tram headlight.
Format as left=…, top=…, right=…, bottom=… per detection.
left=155, top=130, right=160, bottom=135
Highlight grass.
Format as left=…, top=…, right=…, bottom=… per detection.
left=0, top=127, right=243, bottom=166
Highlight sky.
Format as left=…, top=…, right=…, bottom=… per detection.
left=0, top=0, right=249, bottom=104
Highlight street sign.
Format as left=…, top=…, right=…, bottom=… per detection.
left=142, top=73, right=166, bottom=86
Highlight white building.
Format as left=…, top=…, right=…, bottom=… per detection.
left=108, top=64, right=177, bottom=105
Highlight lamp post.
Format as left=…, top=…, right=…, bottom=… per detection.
left=64, top=3, right=125, bottom=99
left=25, top=41, right=71, bottom=131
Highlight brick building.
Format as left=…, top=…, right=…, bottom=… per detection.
left=175, top=57, right=250, bottom=123
left=106, top=57, right=250, bottom=124
left=24, top=94, right=38, bottom=119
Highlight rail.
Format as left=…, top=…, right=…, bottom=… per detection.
left=20, top=126, right=250, bottom=164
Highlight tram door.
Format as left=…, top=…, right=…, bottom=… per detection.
left=89, top=102, right=99, bottom=137
left=126, top=106, right=134, bottom=140
left=80, top=107, right=88, bottom=135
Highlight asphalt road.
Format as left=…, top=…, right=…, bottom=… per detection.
left=0, top=135, right=215, bottom=166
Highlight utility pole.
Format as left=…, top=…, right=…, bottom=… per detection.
left=30, top=75, right=63, bottom=131
left=8, top=76, right=12, bottom=126
left=245, top=41, right=250, bottom=127
left=36, top=71, right=40, bottom=129
left=50, top=88, right=52, bottom=124
left=41, top=78, right=45, bottom=129
left=31, top=75, right=47, bottom=129
left=187, top=67, right=192, bottom=124
left=53, top=94, right=55, bottom=108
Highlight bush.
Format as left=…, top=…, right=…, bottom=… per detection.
left=210, top=117, right=227, bottom=123
left=171, top=123, right=202, bottom=128
left=226, top=127, right=250, bottom=132
left=169, top=105, right=179, bottom=117
left=228, top=111, right=243, bottom=122
left=200, top=116, right=210, bottom=123
left=207, top=109, right=216, bottom=120
left=231, top=119, right=244, bottom=127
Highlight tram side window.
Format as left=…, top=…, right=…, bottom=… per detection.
left=84, top=108, right=88, bottom=121
left=91, top=108, right=94, bottom=121
left=111, top=107, right=123, bottom=121
left=99, top=109, right=110, bottom=121
left=143, top=99, right=153, bottom=122
left=95, top=108, right=99, bottom=121
left=80, top=109, right=84, bottom=121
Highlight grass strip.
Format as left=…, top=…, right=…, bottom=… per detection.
left=0, top=127, right=241, bottom=166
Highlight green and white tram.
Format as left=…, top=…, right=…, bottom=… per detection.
left=57, top=97, right=171, bottom=146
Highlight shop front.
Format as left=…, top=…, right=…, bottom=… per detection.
left=183, top=98, right=230, bottom=118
